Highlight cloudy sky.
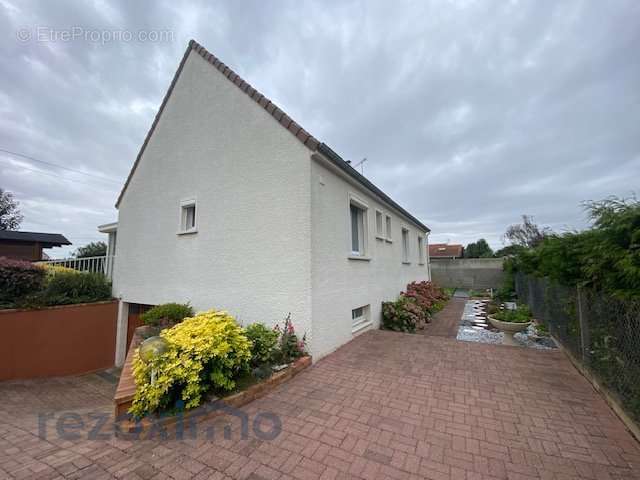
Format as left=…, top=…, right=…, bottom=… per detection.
left=1, top=0, right=639, bottom=257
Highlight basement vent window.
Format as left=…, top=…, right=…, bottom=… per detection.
left=352, top=305, right=371, bottom=332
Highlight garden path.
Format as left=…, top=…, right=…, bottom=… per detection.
left=1, top=331, right=638, bottom=479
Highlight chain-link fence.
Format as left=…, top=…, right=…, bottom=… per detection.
left=515, top=272, right=640, bottom=423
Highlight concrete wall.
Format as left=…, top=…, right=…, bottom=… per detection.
left=114, top=50, right=313, bottom=347
left=0, top=301, right=117, bottom=380
left=430, top=258, right=505, bottom=290
left=310, top=154, right=430, bottom=359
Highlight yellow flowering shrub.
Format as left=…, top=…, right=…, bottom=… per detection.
left=129, top=310, right=252, bottom=418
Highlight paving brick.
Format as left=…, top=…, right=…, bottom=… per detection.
left=1, top=330, right=639, bottom=479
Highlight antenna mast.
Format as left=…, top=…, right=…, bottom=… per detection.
left=352, top=157, right=368, bottom=175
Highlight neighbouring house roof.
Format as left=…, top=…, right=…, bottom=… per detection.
left=115, top=39, right=430, bottom=233
left=429, top=243, right=463, bottom=258
left=0, top=231, right=71, bottom=247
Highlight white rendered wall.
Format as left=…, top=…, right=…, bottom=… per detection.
left=310, top=156, right=430, bottom=359
left=114, top=51, right=313, bottom=340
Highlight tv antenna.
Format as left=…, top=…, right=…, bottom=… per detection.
left=353, top=157, right=367, bottom=175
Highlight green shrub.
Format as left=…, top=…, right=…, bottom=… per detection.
left=487, top=303, right=500, bottom=315
left=140, top=303, right=194, bottom=326
left=43, top=271, right=111, bottom=305
left=512, top=196, right=640, bottom=298
left=0, top=257, right=46, bottom=306
left=491, top=305, right=531, bottom=323
left=245, top=323, right=278, bottom=367
left=535, top=323, right=549, bottom=335
left=382, top=296, right=424, bottom=333
left=130, top=309, right=252, bottom=418
left=443, top=287, right=456, bottom=298
left=494, top=258, right=516, bottom=301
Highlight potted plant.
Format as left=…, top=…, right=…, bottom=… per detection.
left=487, top=304, right=532, bottom=346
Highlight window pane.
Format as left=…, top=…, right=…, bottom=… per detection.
left=350, top=204, right=359, bottom=253
left=402, top=229, right=409, bottom=261
left=185, top=206, right=195, bottom=229
left=386, top=216, right=392, bottom=238
left=357, top=209, right=365, bottom=252
left=352, top=305, right=369, bottom=329
left=376, top=211, right=383, bottom=235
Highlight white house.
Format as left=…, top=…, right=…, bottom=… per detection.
left=104, top=40, right=431, bottom=365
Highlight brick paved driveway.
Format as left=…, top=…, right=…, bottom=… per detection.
left=1, top=330, right=639, bottom=479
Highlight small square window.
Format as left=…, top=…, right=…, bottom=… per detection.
left=402, top=228, right=410, bottom=263
left=179, top=199, right=197, bottom=234
left=375, top=210, right=384, bottom=239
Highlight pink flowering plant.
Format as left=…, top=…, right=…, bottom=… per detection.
left=273, top=313, right=307, bottom=364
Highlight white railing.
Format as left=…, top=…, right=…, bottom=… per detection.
left=37, top=255, right=115, bottom=280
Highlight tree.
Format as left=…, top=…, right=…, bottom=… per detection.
left=464, top=239, right=494, bottom=258
left=503, top=215, right=551, bottom=248
left=73, top=241, right=107, bottom=258
left=493, top=244, right=526, bottom=258
left=0, top=188, right=23, bottom=230
left=510, top=196, right=640, bottom=298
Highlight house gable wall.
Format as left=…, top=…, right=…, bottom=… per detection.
left=114, top=51, right=312, bottom=339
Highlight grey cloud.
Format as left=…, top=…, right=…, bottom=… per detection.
left=0, top=0, right=638, bottom=257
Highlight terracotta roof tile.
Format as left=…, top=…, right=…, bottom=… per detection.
left=288, top=121, right=301, bottom=136
left=280, top=114, right=292, bottom=129
left=271, top=106, right=284, bottom=121
left=305, top=136, right=320, bottom=150
left=296, top=129, right=310, bottom=143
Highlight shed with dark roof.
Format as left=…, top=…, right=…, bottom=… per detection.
left=0, top=231, right=71, bottom=261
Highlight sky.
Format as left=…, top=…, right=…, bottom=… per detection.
left=1, top=0, right=639, bottom=258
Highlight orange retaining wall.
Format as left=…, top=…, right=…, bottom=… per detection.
left=0, top=300, right=118, bottom=380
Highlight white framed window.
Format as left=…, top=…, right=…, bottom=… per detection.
left=349, top=195, right=368, bottom=258
left=402, top=227, right=410, bottom=263
left=418, top=236, right=425, bottom=264
left=385, top=215, right=392, bottom=242
left=178, top=198, right=197, bottom=234
left=375, top=210, right=384, bottom=239
left=352, top=305, right=371, bottom=332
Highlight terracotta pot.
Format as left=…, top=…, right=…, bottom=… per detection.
left=487, top=316, right=531, bottom=346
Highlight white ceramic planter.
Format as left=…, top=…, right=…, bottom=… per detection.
left=488, top=315, right=531, bottom=346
